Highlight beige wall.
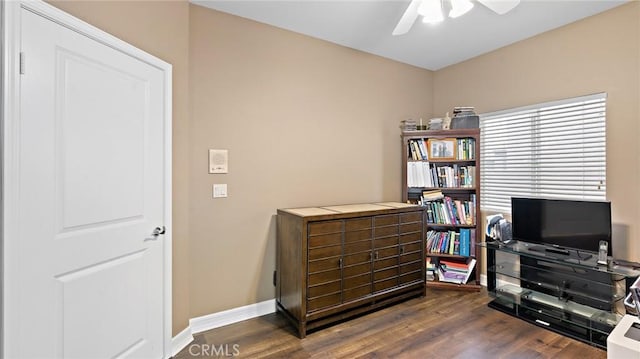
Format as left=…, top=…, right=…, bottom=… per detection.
left=45, top=0, right=432, bottom=334
left=434, top=2, right=640, bottom=261
left=44, top=0, right=638, bottom=336
left=48, top=0, right=192, bottom=335
left=188, top=5, right=433, bottom=317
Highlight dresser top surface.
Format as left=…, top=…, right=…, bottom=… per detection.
left=279, top=202, right=420, bottom=218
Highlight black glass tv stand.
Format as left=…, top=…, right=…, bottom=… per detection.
left=526, top=244, right=593, bottom=260
left=480, top=240, right=640, bottom=349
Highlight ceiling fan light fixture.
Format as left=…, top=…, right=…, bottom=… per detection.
left=393, top=0, right=521, bottom=35
left=449, top=0, right=474, bottom=18
left=418, top=0, right=444, bottom=24
left=477, top=0, right=521, bottom=15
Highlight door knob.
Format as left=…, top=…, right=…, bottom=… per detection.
left=151, top=226, right=166, bottom=236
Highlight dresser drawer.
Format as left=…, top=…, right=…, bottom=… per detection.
left=344, top=228, right=372, bottom=243
left=400, top=242, right=421, bottom=254
left=374, top=214, right=399, bottom=226
left=307, top=280, right=341, bottom=299
left=308, top=220, right=343, bottom=236
left=374, top=257, right=397, bottom=270
left=343, top=251, right=371, bottom=266
left=308, top=257, right=341, bottom=273
left=344, top=272, right=371, bottom=289
left=307, top=293, right=341, bottom=312
left=309, top=244, right=341, bottom=260
left=345, top=218, right=372, bottom=231
left=399, top=251, right=421, bottom=264
left=343, top=285, right=371, bottom=302
left=344, top=240, right=371, bottom=255
left=399, top=260, right=422, bottom=274
left=400, top=232, right=421, bottom=244
left=376, top=246, right=399, bottom=260
left=400, top=212, right=422, bottom=223
left=399, top=271, right=422, bottom=285
left=308, top=233, right=341, bottom=248
left=399, top=222, right=421, bottom=234
left=374, top=225, right=399, bottom=238
left=308, top=269, right=340, bottom=286
left=374, top=267, right=399, bottom=281
left=374, top=278, right=398, bottom=292
left=374, top=236, right=398, bottom=249
left=343, top=262, right=371, bottom=278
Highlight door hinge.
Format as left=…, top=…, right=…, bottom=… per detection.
left=19, top=52, right=25, bottom=75
left=273, top=270, right=277, bottom=286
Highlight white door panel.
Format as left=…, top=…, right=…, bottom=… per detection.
left=58, top=48, right=147, bottom=230
left=11, top=6, right=168, bottom=359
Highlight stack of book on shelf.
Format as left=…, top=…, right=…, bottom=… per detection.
left=423, top=195, right=476, bottom=226
left=426, top=229, right=476, bottom=256
left=407, top=163, right=476, bottom=189
left=433, top=164, right=476, bottom=188
left=407, top=162, right=433, bottom=189
left=422, top=190, right=444, bottom=201
left=451, top=107, right=479, bottom=129
left=408, top=139, right=428, bottom=161
left=400, top=119, right=417, bottom=131
left=426, top=258, right=436, bottom=281
left=437, top=258, right=477, bottom=284
left=407, top=138, right=476, bottom=161
left=455, top=138, right=476, bottom=160
left=428, top=118, right=443, bottom=130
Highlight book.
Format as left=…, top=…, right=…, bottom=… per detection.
left=437, top=258, right=476, bottom=284
left=426, top=257, right=436, bottom=270
left=437, top=267, right=466, bottom=284
left=470, top=228, right=476, bottom=257
left=422, top=189, right=444, bottom=201
left=459, top=228, right=470, bottom=256
left=462, top=258, right=477, bottom=284
left=454, top=200, right=467, bottom=225
left=440, top=259, right=468, bottom=271
left=448, top=231, right=456, bottom=255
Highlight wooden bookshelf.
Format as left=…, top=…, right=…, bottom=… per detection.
left=401, top=129, right=481, bottom=291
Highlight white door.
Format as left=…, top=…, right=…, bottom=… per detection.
left=6, top=5, right=170, bottom=359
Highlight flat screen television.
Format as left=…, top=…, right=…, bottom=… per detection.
left=511, top=197, right=612, bottom=256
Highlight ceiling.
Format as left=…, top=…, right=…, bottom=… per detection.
left=191, top=0, right=627, bottom=71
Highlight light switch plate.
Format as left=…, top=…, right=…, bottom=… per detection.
left=213, top=184, right=227, bottom=198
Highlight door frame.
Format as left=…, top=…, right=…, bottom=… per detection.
left=1, top=1, right=173, bottom=358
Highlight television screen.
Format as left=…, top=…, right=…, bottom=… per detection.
left=511, top=197, right=612, bottom=255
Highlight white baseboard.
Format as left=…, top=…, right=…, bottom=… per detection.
left=190, top=299, right=276, bottom=334
left=172, top=326, right=194, bottom=357
left=171, top=299, right=275, bottom=356
left=480, top=274, right=487, bottom=287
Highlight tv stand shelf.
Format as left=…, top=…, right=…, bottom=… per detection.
left=480, top=241, right=640, bottom=349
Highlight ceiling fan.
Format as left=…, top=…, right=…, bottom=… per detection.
left=393, top=0, right=521, bottom=35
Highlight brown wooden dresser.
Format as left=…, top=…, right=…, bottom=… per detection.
left=276, top=202, right=426, bottom=338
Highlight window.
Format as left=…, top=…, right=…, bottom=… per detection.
left=480, top=93, right=606, bottom=212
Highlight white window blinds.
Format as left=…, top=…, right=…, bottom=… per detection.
left=480, top=93, right=606, bottom=212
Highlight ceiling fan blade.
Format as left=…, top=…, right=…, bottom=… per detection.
left=477, top=0, right=520, bottom=15
left=392, top=0, right=422, bottom=36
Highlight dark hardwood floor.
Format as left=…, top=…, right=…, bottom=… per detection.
left=175, top=289, right=606, bottom=358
